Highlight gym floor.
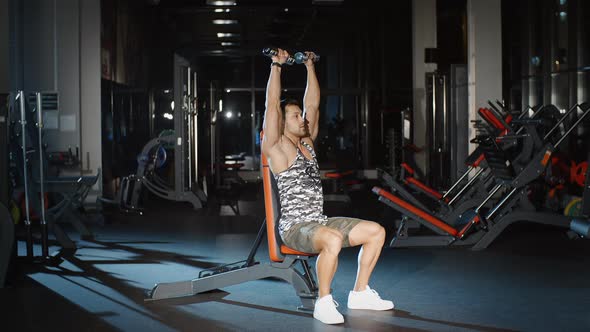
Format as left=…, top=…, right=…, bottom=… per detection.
left=2, top=181, right=590, bottom=332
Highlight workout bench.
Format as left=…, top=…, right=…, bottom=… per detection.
left=147, top=135, right=319, bottom=311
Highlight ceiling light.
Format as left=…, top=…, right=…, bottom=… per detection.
left=225, top=111, right=233, bottom=119
left=311, top=0, right=343, bottom=4
left=214, top=8, right=231, bottom=13
left=217, top=32, right=238, bottom=38
left=207, top=0, right=236, bottom=6
left=221, top=42, right=237, bottom=46
left=213, top=19, right=238, bottom=25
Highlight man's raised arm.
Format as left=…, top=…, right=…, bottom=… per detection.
left=303, top=52, right=320, bottom=141
left=262, top=49, right=289, bottom=155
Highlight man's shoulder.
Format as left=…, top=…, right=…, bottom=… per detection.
left=262, top=135, right=281, bottom=151
left=263, top=135, right=289, bottom=157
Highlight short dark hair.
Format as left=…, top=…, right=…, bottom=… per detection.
left=280, top=98, right=301, bottom=120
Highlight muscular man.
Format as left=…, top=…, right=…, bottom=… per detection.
left=261, top=48, right=394, bottom=325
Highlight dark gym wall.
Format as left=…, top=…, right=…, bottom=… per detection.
left=436, top=0, right=467, bottom=74
left=7, top=0, right=102, bottom=180
left=502, top=0, right=590, bottom=154
left=101, top=0, right=155, bottom=88
left=101, top=0, right=152, bottom=199
left=7, top=0, right=22, bottom=91
left=0, top=0, right=8, bottom=92
left=363, top=0, right=413, bottom=170
left=502, top=0, right=590, bottom=110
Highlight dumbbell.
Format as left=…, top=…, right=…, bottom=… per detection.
left=262, top=48, right=295, bottom=65
left=294, top=51, right=320, bottom=64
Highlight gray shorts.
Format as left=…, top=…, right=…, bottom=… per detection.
left=280, top=217, right=364, bottom=254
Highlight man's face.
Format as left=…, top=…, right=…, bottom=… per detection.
left=284, top=104, right=307, bottom=137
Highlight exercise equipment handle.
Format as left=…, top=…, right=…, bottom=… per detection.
left=262, top=48, right=295, bottom=65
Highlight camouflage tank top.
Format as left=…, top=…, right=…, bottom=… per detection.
left=274, top=141, right=327, bottom=236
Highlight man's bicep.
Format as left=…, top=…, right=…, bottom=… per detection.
left=305, top=105, right=320, bottom=140
left=262, top=104, right=281, bottom=147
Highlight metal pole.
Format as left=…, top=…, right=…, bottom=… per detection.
left=442, top=166, right=473, bottom=199
left=193, top=71, right=199, bottom=188
left=442, top=75, right=449, bottom=185
left=515, top=104, right=546, bottom=135
left=447, top=167, right=484, bottom=206
left=520, top=104, right=543, bottom=119
left=485, top=187, right=518, bottom=220
left=443, top=75, right=448, bottom=155
left=543, top=103, right=578, bottom=141
left=36, top=93, right=48, bottom=258
left=245, top=220, right=266, bottom=267
left=251, top=56, right=256, bottom=170
left=554, top=106, right=590, bottom=149
left=187, top=67, right=192, bottom=190
left=431, top=74, right=436, bottom=174
left=475, top=183, right=503, bottom=213
left=173, top=55, right=186, bottom=196
left=19, top=91, right=34, bottom=258
left=209, top=81, right=216, bottom=185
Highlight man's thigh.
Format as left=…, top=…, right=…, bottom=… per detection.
left=281, top=222, right=326, bottom=253
left=324, top=217, right=365, bottom=248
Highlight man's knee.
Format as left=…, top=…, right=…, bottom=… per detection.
left=378, top=224, right=386, bottom=239
left=367, top=222, right=386, bottom=241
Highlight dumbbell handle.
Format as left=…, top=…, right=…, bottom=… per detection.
left=262, top=48, right=295, bottom=65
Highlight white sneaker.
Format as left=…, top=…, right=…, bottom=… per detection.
left=313, top=294, right=345, bottom=324
left=347, top=285, right=394, bottom=310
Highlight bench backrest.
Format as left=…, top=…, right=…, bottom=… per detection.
left=261, top=149, right=286, bottom=262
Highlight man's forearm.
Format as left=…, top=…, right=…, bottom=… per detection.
left=266, top=66, right=282, bottom=108
left=304, top=65, right=320, bottom=109
left=263, top=49, right=289, bottom=147
left=263, top=64, right=282, bottom=145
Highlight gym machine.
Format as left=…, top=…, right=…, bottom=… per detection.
left=584, top=154, right=590, bottom=218
left=569, top=151, right=590, bottom=237
left=376, top=102, right=546, bottom=235
left=373, top=102, right=590, bottom=249
left=114, top=54, right=207, bottom=213
left=146, top=132, right=318, bottom=311
left=8, top=91, right=99, bottom=260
